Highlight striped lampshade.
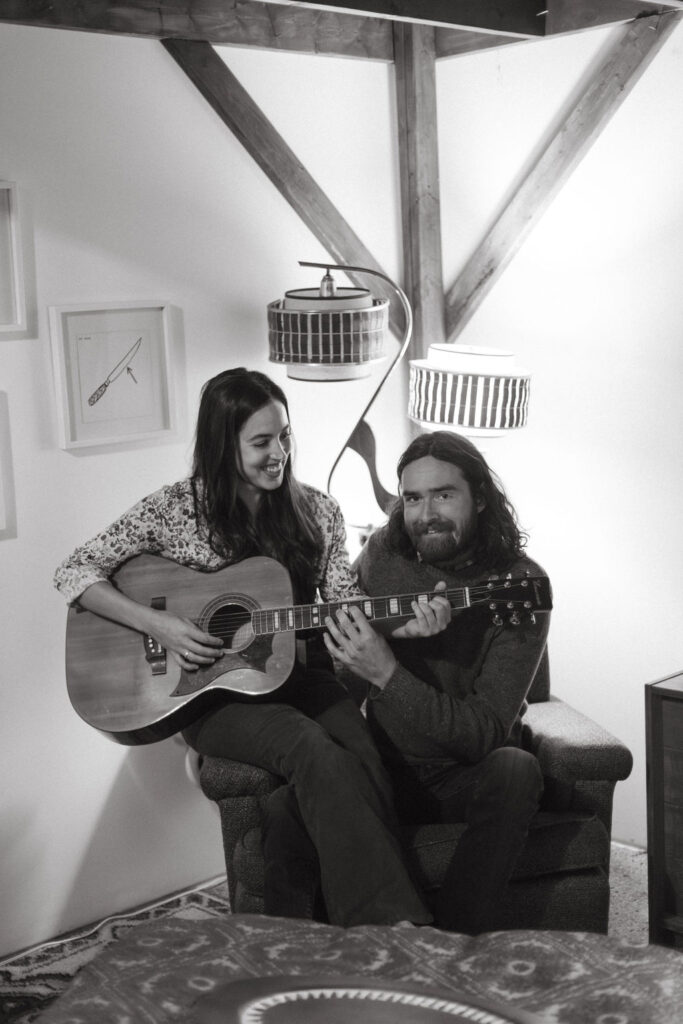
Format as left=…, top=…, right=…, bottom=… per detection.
left=409, top=344, right=530, bottom=436
left=268, top=279, right=389, bottom=381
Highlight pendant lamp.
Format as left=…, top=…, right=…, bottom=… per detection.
left=409, top=343, right=531, bottom=437
left=267, top=265, right=391, bottom=381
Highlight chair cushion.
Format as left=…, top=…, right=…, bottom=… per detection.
left=233, top=810, right=609, bottom=900
left=404, top=811, right=609, bottom=892
left=498, top=867, right=609, bottom=932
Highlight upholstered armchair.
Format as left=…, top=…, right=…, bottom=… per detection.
left=196, top=650, right=633, bottom=933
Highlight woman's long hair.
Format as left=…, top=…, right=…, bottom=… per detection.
left=191, top=367, right=322, bottom=600
left=385, top=431, right=527, bottom=571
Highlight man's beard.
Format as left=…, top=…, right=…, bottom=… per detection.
left=410, top=518, right=478, bottom=566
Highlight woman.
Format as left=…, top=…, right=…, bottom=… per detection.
left=55, top=367, right=447, bottom=927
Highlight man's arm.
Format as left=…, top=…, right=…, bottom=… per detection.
left=367, top=614, right=550, bottom=764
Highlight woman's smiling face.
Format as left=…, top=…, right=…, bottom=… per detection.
left=236, top=400, right=293, bottom=508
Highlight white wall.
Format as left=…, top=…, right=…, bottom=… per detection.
left=0, top=19, right=681, bottom=956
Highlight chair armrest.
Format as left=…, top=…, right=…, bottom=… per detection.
left=522, top=697, right=633, bottom=783
left=199, top=755, right=282, bottom=802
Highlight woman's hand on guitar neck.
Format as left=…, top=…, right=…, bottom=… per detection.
left=390, top=580, right=451, bottom=639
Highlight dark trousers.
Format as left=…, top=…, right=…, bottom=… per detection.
left=184, top=659, right=431, bottom=928
left=394, top=746, right=544, bottom=933
left=262, top=743, right=542, bottom=934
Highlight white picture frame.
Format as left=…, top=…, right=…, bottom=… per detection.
left=0, top=392, right=16, bottom=539
left=49, top=301, right=178, bottom=450
left=0, top=181, right=27, bottom=333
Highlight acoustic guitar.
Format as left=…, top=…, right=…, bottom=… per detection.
left=65, top=553, right=552, bottom=745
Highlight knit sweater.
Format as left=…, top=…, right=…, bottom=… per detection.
left=356, top=527, right=551, bottom=768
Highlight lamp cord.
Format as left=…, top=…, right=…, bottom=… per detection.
left=298, top=261, right=413, bottom=515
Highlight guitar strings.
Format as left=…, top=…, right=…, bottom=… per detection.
left=190, top=581, right=543, bottom=635
left=201, top=585, right=538, bottom=622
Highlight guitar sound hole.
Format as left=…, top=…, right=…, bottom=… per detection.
left=207, top=603, right=254, bottom=652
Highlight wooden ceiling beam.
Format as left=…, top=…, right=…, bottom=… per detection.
left=2, top=1, right=678, bottom=59
left=444, top=11, right=682, bottom=343
left=394, top=22, right=445, bottom=359
left=267, top=1, right=545, bottom=37
left=548, top=1, right=683, bottom=35
left=162, top=38, right=403, bottom=335
left=269, top=0, right=682, bottom=38
left=0, top=1, right=394, bottom=59
left=435, top=29, right=522, bottom=60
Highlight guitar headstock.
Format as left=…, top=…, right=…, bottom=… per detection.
left=472, top=574, right=552, bottom=627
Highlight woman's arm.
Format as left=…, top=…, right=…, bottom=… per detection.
left=55, top=485, right=223, bottom=671
left=78, top=581, right=224, bottom=672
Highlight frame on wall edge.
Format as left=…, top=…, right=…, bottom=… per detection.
left=0, top=181, right=27, bottom=333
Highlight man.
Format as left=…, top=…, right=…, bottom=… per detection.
left=324, top=430, right=549, bottom=934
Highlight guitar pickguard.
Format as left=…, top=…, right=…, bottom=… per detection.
left=238, top=633, right=275, bottom=672
left=170, top=635, right=276, bottom=697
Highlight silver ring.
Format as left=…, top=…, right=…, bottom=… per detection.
left=184, top=650, right=191, bottom=659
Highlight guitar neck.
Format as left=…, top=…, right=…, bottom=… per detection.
left=251, top=587, right=469, bottom=636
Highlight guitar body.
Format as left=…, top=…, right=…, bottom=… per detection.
left=65, top=554, right=296, bottom=745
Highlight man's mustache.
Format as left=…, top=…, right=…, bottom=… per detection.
left=414, top=522, right=453, bottom=536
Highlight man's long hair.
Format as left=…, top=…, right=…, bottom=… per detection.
left=385, top=431, right=527, bottom=571
left=191, top=367, right=322, bottom=600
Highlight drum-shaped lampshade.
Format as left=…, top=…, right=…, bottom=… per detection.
left=409, top=344, right=530, bottom=436
left=267, top=277, right=389, bottom=381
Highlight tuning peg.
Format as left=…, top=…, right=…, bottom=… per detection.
left=509, top=611, right=521, bottom=626
left=529, top=612, right=537, bottom=625
left=492, top=613, right=503, bottom=626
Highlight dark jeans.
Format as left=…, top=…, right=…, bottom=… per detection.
left=184, top=658, right=431, bottom=928
left=393, top=747, right=544, bottom=933
left=262, top=742, right=542, bottom=934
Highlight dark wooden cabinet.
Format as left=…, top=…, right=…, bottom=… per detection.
left=646, top=671, right=683, bottom=947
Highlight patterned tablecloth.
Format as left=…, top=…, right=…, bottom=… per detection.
left=35, top=913, right=682, bottom=1024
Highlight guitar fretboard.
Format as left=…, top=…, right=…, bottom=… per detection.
left=251, top=588, right=470, bottom=636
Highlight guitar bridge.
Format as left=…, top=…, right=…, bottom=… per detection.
left=144, top=596, right=167, bottom=675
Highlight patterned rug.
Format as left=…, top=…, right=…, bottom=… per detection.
left=0, top=844, right=653, bottom=1024
left=0, top=878, right=231, bottom=1024
left=14, top=914, right=683, bottom=1024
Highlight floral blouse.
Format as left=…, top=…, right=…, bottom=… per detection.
left=53, top=479, right=360, bottom=606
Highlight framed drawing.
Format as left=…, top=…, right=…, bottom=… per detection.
left=0, top=181, right=27, bottom=333
left=49, top=301, right=178, bottom=450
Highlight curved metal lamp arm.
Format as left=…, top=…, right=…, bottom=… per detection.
left=298, top=261, right=413, bottom=515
